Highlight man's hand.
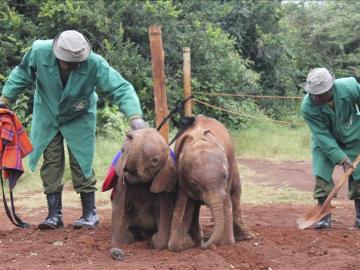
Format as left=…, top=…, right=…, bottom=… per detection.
left=0, top=101, right=7, bottom=109
left=129, top=116, right=147, bottom=130
left=0, top=95, right=10, bottom=109
left=341, top=157, right=354, bottom=172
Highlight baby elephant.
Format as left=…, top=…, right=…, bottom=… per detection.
left=169, top=115, right=252, bottom=251
left=111, top=128, right=177, bottom=250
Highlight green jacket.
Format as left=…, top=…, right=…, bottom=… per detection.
left=301, top=77, right=360, bottom=182
left=1, top=39, right=143, bottom=178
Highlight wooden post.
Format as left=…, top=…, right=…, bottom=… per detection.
left=149, top=26, right=169, bottom=142
left=183, top=47, right=192, bottom=116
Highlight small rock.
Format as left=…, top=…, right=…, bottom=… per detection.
left=209, top=244, right=217, bottom=251
left=110, top=247, right=125, bottom=261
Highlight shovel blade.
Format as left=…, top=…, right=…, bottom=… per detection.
left=297, top=204, right=334, bottom=229
left=297, top=153, right=360, bottom=230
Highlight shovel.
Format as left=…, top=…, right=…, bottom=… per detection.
left=297, top=154, right=360, bottom=229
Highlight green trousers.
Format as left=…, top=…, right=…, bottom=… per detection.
left=314, top=175, right=360, bottom=200
left=40, top=132, right=97, bottom=195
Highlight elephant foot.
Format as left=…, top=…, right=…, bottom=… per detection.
left=151, top=232, right=169, bottom=250
left=189, top=226, right=202, bottom=246
left=168, top=233, right=195, bottom=252
left=233, top=224, right=253, bottom=241
left=201, top=234, right=234, bottom=247
left=112, top=229, right=135, bottom=244
left=219, top=237, right=235, bottom=246
left=191, top=232, right=202, bottom=246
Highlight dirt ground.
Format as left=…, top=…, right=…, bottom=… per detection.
left=1, top=158, right=360, bottom=270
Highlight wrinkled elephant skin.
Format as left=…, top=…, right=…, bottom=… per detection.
left=111, top=128, right=177, bottom=250
left=169, top=115, right=252, bottom=251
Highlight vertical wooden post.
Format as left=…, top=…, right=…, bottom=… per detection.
left=149, top=26, right=169, bottom=142
left=183, top=47, right=192, bottom=116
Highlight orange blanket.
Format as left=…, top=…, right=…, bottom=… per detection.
left=0, top=109, right=32, bottom=189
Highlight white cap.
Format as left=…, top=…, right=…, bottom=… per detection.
left=53, top=30, right=91, bottom=62
left=304, top=68, right=335, bottom=95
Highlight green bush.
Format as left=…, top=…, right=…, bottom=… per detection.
left=2, top=0, right=360, bottom=134
left=96, top=102, right=128, bottom=138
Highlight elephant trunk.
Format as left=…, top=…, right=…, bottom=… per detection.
left=126, top=134, right=145, bottom=179
left=202, top=193, right=224, bottom=249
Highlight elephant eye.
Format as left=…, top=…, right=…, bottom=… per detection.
left=150, top=156, right=160, bottom=167
left=124, top=166, right=137, bottom=176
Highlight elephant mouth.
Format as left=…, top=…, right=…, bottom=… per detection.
left=124, top=173, right=139, bottom=184
left=124, top=172, right=152, bottom=184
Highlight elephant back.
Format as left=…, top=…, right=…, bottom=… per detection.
left=175, top=115, right=232, bottom=157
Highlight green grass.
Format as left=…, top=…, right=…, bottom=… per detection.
left=232, top=123, right=314, bottom=204
left=242, top=182, right=313, bottom=205
left=9, top=136, right=118, bottom=210
left=7, top=123, right=313, bottom=209
left=238, top=164, right=313, bottom=205
left=232, top=122, right=311, bottom=161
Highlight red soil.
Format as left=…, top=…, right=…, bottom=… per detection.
left=1, top=159, right=359, bottom=270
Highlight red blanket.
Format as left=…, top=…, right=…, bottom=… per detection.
left=102, top=151, right=122, bottom=199
left=0, top=109, right=33, bottom=190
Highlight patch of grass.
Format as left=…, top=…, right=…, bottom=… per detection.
left=239, top=164, right=313, bottom=205
left=94, top=135, right=121, bottom=208
left=231, top=122, right=311, bottom=161
left=242, top=182, right=313, bottom=205
left=9, top=136, right=120, bottom=210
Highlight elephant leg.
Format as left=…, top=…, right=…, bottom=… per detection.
left=231, top=177, right=253, bottom=241
left=189, top=200, right=202, bottom=246
left=151, top=193, right=174, bottom=250
left=220, top=194, right=235, bottom=245
left=168, top=191, right=195, bottom=251
left=111, top=182, right=135, bottom=244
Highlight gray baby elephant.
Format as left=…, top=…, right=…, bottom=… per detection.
left=111, top=128, right=177, bottom=250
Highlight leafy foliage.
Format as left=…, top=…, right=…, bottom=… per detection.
left=1, top=0, right=360, bottom=132
left=96, top=102, right=128, bottom=138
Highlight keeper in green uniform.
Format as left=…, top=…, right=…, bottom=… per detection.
left=301, top=67, right=360, bottom=229
left=0, top=30, right=147, bottom=230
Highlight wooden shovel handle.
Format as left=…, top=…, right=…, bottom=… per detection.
left=322, top=154, right=360, bottom=206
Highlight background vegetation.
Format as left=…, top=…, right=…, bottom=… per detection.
left=14, top=124, right=312, bottom=209
left=2, top=0, right=360, bottom=134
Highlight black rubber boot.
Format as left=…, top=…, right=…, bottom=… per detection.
left=38, top=192, right=64, bottom=230
left=314, top=196, right=331, bottom=229
left=314, top=214, right=331, bottom=229
left=354, top=199, right=360, bottom=228
left=73, top=191, right=99, bottom=229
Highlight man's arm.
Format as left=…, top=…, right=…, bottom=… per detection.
left=303, top=112, right=347, bottom=165
left=95, top=57, right=146, bottom=129
left=0, top=96, right=10, bottom=108
left=1, top=48, right=36, bottom=103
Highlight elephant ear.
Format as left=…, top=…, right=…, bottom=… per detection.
left=174, top=133, right=195, bottom=158
left=202, top=129, right=224, bottom=151
left=150, top=151, right=178, bottom=193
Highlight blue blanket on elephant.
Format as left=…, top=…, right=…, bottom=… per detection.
left=102, top=149, right=176, bottom=198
